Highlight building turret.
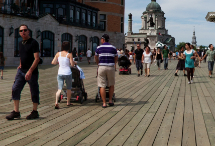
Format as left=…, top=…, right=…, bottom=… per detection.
left=128, top=13, right=133, bottom=34
left=192, top=28, right=197, bottom=47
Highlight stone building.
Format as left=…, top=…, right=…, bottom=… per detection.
left=0, top=0, right=125, bottom=66
left=125, top=0, right=175, bottom=51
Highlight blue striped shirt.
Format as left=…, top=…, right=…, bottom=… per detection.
left=95, top=42, right=117, bottom=66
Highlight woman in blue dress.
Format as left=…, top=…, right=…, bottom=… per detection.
left=183, top=43, right=196, bottom=84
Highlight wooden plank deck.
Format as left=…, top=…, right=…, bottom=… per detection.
left=0, top=60, right=215, bottom=146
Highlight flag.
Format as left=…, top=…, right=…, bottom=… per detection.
left=159, top=33, right=162, bottom=36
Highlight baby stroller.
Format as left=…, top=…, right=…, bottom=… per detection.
left=95, top=67, right=116, bottom=102
left=58, top=66, right=87, bottom=104
left=118, top=56, right=131, bottom=75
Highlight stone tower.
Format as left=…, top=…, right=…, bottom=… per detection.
left=192, top=28, right=197, bottom=47
left=128, top=13, right=133, bottom=35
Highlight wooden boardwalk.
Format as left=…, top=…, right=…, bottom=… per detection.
left=0, top=60, right=215, bottom=146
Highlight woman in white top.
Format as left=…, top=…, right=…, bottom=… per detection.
left=142, top=46, right=153, bottom=77
left=51, top=42, right=76, bottom=109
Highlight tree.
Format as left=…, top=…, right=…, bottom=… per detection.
left=176, top=42, right=186, bottom=51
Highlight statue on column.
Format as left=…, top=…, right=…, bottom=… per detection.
left=143, top=38, right=149, bottom=49
left=147, top=14, right=155, bottom=27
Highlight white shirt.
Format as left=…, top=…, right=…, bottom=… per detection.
left=143, top=52, right=152, bottom=63
left=86, top=50, right=92, bottom=57
left=58, top=52, right=72, bottom=75
left=117, top=50, right=120, bottom=55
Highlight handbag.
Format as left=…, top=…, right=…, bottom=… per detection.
left=161, top=59, right=163, bottom=63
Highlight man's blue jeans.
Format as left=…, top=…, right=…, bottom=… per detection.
left=164, top=58, right=168, bottom=69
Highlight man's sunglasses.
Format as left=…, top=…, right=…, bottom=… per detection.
left=19, top=29, right=28, bottom=32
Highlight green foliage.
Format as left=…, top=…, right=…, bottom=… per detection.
left=176, top=42, right=186, bottom=51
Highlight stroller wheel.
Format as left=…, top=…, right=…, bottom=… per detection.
left=84, top=93, right=88, bottom=101
left=58, top=94, right=63, bottom=103
left=79, top=96, right=84, bottom=104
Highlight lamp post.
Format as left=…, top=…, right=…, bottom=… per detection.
left=75, top=35, right=79, bottom=42
left=9, top=26, right=14, bottom=36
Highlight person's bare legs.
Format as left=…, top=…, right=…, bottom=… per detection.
left=55, top=89, right=61, bottom=105
left=14, top=100, right=19, bottom=112
left=67, top=89, right=71, bottom=105
left=1, top=69, right=3, bottom=77
left=33, top=103, right=38, bottom=111
left=109, top=85, right=114, bottom=103
left=130, top=60, right=132, bottom=64
left=145, top=68, right=147, bottom=76
left=175, top=69, right=178, bottom=74
left=147, top=68, right=150, bottom=75
left=100, top=87, right=106, bottom=106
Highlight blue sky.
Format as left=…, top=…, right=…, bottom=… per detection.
left=124, top=0, right=215, bottom=46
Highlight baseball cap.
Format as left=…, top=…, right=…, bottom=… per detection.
left=101, top=34, right=109, bottom=42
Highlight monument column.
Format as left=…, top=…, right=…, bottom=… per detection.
left=153, top=13, right=156, bottom=29
left=128, top=13, right=133, bottom=35
left=142, top=16, right=145, bottom=29
left=155, top=16, right=158, bottom=29
left=164, top=17, right=166, bottom=28
left=144, top=16, right=147, bottom=29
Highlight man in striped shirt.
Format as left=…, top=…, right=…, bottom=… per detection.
left=95, top=34, right=118, bottom=108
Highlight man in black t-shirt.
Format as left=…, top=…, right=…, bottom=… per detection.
left=6, top=24, right=40, bottom=120
left=134, top=44, right=144, bottom=77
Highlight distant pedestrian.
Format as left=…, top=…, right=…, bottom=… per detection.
left=173, top=51, right=176, bottom=60
left=153, top=48, right=156, bottom=62
left=6, top=24, right=40, bottom=120
left=72, top=47, right=78, bottom=61
left=201, top=44, right=215, bottom=78
left=95, top=34, right=118, bottom=108
left=86, top=48, right=92, bottom=64
left=142, top=46, right=153, bottom=77
left=51, top=42, right=76, bottom=109
left=176, top=51, right=179, bottom=58
left=162, top=45, right=169, bottom=70
left=134, top=44, right=144, bottom=77
left=129, top=49, right=134, bottom=64
left=0, top=52, right=5, bottom=79
left=175, top=47, right=186, bottom=76
left=197, top=48, right=201, bottom=67
left=184, top=43, right=195, bottom=84
left=155, top=48, right=163, bottom=70
left=169, top=51, right=172, bottom=62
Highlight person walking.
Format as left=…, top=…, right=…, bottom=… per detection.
left=155, top=48, right=163, bottom=70
left=169, top=51, right=172, bottom=62
left=129, top=49, right=134, bottom=64
left=184, top=43, right=195, bottom=84
left=72, top=47, right=78, bottom=61
left=142, top=46, right=153, bottom=77
left=175, top=47, right=187, bottom=76
left=134, top=44, right=144, bottom=77
left=95, top=34, right=118, bottom=108
left=6, top=24, right=40, bottom=120
left=153, top=48, right=156, bottom=62
left=51, top=42, right=75, bottom=109
left=162, top=45, right=169, bottom=70
left=173, top=51, right=176, bottom=60
left=86, top=48, right=92, bottom=64
left=197, top=48, right=201, bottom=67
left=0, top=52, right=5, bottom=79
left=201, top=44, right=215, bottom=78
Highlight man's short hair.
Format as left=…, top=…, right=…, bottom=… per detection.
left=19, top=24, right=29, bottom=30
left=209, top=44, right=213, bottom=48
left=61, top=42, right=70, bottom=51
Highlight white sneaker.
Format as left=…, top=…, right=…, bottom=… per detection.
left=191, top=80, right=193, bottom=84
left=188, top=81, right=191, bottom=84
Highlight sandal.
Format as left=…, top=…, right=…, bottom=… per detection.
left=108, top=103, right=114, bottom=106
left=102, top=105, right=107, bottom=108
left=67, top=103, right=73, bottom=106
left=55, top=104, right=60, bottom=109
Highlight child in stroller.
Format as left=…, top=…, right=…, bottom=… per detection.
left=58, top=64, right=87, bottom=104
left=118, top=55, right=131, bottom=75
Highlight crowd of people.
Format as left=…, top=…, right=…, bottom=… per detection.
left=2, top=23, right=215, bottom=120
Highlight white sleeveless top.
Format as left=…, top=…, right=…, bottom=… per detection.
left=58, top=52, right=72, bottom=75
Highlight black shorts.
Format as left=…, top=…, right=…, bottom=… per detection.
left=12, top=69, right=40, bottom=104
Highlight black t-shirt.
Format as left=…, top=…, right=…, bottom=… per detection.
left=135, top=49, right=144, bottom=60
left=19, top=38, right=39, bottom=74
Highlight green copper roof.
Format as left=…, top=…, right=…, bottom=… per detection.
left=146, top=0, right=161, bottom=11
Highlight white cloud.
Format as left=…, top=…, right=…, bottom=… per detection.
left=124, top=0, right=215, bottom=45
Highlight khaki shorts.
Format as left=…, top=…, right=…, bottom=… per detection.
left=144, top=63, right=151, bottom=69
left=98, top=66, right=115, bottom=88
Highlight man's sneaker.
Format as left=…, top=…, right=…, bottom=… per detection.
left=1, top=76, right=3, bottom=80
left=188, top=81, right=191, bottom=84
left=210, top=75, right=212, bottom=78
left=6, top=110, right=20, bottom=120
left=184, top=74, right=187, bottom=76
left=141, top=70, right=143, bottom=75
left=26, top=110, right=39, bottom=120
left=138, top=74, right=140, bottom=77
left=175, top=73, right=178, bottom=76
left=191, top=80, right=193, bottom=84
